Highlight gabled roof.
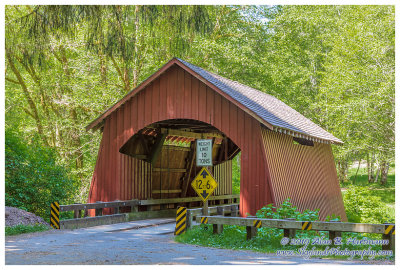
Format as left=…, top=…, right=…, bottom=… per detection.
left=86, top=58, right=343, bottom=145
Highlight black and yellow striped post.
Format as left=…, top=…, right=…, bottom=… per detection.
left=253, top=219, right=262, bottom=228
left=200, top=217, right=208, bottom=224
left=384, top=225, right=395, bottom=235
left=301, top=221, right=312, bottom=231
left=174, top=207, right=187, bottom=235
left=50, top=202, right=60, bottom=229
left=382, top=224, right=395, bottom=252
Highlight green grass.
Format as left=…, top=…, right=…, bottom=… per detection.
left=341, top=163, right=395, bottom=222
left=342, top=163, right=395, bottom=188
left=5, top=224, right=49, bottom=236
left=175, top=225, right=393, bottom=261
left=176, top=224, right=284, bottom=253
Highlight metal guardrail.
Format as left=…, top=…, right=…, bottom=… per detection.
left=195, top=215, right=395, bottom=252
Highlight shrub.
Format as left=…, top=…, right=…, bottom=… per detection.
left=342, top=186, right=394, bottom=224
left=5, top=129, right=77, bottom=221
left=255, top=198, right=320, bottom=221
left=255, top=198, right=322, bottom=239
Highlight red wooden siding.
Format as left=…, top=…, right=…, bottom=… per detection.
left=261, top=128, right=347, bottom=221
left=88, top=64, right=274, bottom=216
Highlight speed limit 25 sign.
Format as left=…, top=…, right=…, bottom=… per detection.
left=196, top=139, right=212, bottom=166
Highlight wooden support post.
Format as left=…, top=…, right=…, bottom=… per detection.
left=213, top=223, right=224, bottom=234
left=202, top=200, right=209, bottom=216
left=213, top=206, right=224, bottom=234
left=284, top=218, right=296, bottom=238
left=217, top=206, right=225, bottom=216
left=246, top=226, right=257, bottom=240
left=329, top=231, right=342, bottom=244
left=231, top=204, right=238, bottom=217
left=186, top=210, right=193, bottom=229
left=114, top=207, right=120, bottom=214
left=246, top=215, right=258, bottom=240
left=382, top=224, right=395, bottom=253
left=95, top=201, right=103, bottom=216
left=131, top=205, right=139, bottom=212
left=74, top=209, right=80, bottom=219
left=328, top=221, right=342, bottom=244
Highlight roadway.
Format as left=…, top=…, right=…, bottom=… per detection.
left=5, top=218, right=392, bottom=265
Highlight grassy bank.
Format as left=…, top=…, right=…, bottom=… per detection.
left=5, top=224, right=49, bottom=236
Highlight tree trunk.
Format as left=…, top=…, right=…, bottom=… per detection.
left=353, top=160, right=361, bottom=185
left=337, top=160, right=348, bottom=183
left=6, top=50, right=49, bottom=146
left=374, top=167, right=380, bottom=183
left=380, top=161, right=389, bottom=185
left=367, top=153, right=372, bottom=183
left=369, top=153, right=376, bottom=183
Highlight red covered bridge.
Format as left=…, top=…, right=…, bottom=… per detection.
left=86, top=58, right=347, bottom=221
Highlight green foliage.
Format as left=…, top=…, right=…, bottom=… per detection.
left=5, top=224, right=49, bottom=236
left=232, top=153, right=240, bottom=194
left=255, top=198, right=321, bottom=239
left=5, top=128, right=78, bottom=221
left=256, top=198, right=320, bottom=221
left=342, top=186, right=394, bottom=224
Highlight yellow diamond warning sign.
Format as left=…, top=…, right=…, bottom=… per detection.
left=191, top=167, right=218, bottom=202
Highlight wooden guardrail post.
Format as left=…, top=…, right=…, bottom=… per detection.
left=328, top=220, right=342, bottom=244
left=95, top=201, right=103, bottom=216
left=74, top=209, right=82, bottom=219
left=246, top=216, right=258, bottom=240
left=231, top=205, right=238, bottom=217
left=186, top=210, right=193, bottom=229
left=113, top=200, right=121, bottom=214
left=382, top=224, right=395, bottom=252
left=284, top=218, right=296, bottom=238
left=213, top=206, right=224, bottom=234
left=131, top=205, right=139, bottom=212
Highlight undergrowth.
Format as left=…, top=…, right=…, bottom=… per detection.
left=5, top=224, right=49, bottom=236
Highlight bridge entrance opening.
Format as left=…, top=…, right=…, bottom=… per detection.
left=119, top=119, right=240, bottom=212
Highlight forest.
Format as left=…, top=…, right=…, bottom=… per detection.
left=5, top=5, right=394, bottom=223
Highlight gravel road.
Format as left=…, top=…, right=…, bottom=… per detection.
left=5, top=218, right=393, bottom=265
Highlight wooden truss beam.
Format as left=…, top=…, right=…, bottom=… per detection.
left=148, top=132, right=167, bottom=165
left=153, top=168, right=187, bottom=173
left=161, top=128, right=223, bottom=139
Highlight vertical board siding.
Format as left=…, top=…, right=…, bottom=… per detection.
left=214, top=160, right=232, bottom=196
left=260, top=128, right=347, bottom=221
left=88, top=64, right=275, bottom=216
